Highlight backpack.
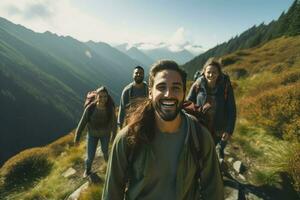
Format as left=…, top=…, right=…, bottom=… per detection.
left=84, top=90, right=98, bottom=108
left=83, top=91, right=98, bottom=121
left=194, top=74, right=230, bottom=101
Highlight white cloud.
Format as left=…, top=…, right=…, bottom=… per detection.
left=184, top=44, right=205, bottom=55
left=168, top=27, right=188, bottom=47
left=0, top=1, right=205, bottom=54
left=0, top=0, right=122, bottom=43
left=167, top=27, right=205, bottom=54
left=136, top=42, right=167, bottom=50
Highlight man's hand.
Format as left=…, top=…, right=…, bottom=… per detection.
left=221, top=132, right=231, bottom=141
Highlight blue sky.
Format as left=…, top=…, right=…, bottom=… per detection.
left=0, top=0, right=294, bottom=53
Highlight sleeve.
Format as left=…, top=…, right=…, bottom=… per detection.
left=186, top=82, right=198, bottom=103
left=110, top=109, right=118, bottom=142
left=225, top=81, right=236, bottom=135
left=200, top=126, right=224, bottom=200
left=102, top=130, right=129, bottom=200
left=144, top=82, right=149, bottom=97
left=117, top=88, right=129, bottom=128
left=74, top=107, right=89, bottom=143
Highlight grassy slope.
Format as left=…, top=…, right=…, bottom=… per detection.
left=0, top=130, right=106, bottom=200
left=221, top=36, right=300, bottom=194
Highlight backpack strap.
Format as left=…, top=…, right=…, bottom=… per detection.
left=87, top=103, right=96, bottom=122
left=188, top=115, right=204, bottom=198
left=194, top=78, right=202, bottom=95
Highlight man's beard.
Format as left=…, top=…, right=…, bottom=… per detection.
left=153, top=98, right=183, bottom=121
left=134, top=77, right=144, bottom=84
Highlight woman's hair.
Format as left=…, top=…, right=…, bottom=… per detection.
left=201, top=57, right=223, bottom=77
left=126, top=60, right=187, bottom=146
left=96, top=86, right=115, bottom=122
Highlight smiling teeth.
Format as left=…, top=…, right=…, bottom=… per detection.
left=161, top=101, right=175, bottom=106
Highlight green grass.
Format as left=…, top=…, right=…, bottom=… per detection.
left=0, top=132, right=95, bottom=200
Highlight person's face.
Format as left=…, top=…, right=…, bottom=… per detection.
left=97, top=91, right=108, bottom=106
left=149, top=70, right=185, bottom=121
left=133, top=68, right=144, bottom=84
left=204, top=65, right=220, bottom=84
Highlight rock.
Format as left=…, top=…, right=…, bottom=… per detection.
left=62, top=167, right=76, bottom=178
left=224, top=186, right=239, bottom=200
left=245, top=192, right=264, bottom=200
left=66, top=182, right=89, bottom=200
left=224, top=177, right=239, bottom=200
left=227, top=157, right=234, bottom=163
left=224, top=148, right=230, bottom=155
left=233, top=161, right=242, bottom=173
left=238, top=174, right=246, bottom=181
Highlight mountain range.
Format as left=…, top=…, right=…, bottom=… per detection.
left=0, top=17, right=143, bottom=166
left=115, top=42, right=196, bottom=66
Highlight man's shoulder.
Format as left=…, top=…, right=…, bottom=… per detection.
left=113, top=126, right=130, bottom=146
left=122, top=83, right=134, bottom=94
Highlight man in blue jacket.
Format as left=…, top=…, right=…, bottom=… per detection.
left=118, top=66, right=148, bottom=128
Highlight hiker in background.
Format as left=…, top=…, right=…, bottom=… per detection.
left=102, top=60, right=223, bottom=200
left=186, top=58, right=236, bottom=160
left=74, top=86, right=117, bottom=177
left=117, top=66, right=148, bottom=129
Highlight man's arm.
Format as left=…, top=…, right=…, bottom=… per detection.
left=199, top=126, right=224, bottom=200
left=225, top=81, right=236, bottom=135
left=117, top=88, right=129, bottom=129
left=102, top=129, right=129, bottom=200
left=110, top=109, right=117, bottom=142
left=74, top=107, right=88, bottom=143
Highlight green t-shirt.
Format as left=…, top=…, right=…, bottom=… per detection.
left=139, top=116, right=187, bottom=199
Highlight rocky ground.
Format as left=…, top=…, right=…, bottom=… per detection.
left=64, top=145, right=299, bottom=200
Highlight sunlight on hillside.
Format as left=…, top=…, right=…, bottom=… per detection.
left=222, top=36, right=300, bottom=192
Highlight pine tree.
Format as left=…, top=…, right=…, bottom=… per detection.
left=287, top=0, right=300, bottom=36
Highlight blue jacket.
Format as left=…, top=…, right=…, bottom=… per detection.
left=187, top=74, right=236, bottom=135
left=117, top=82, right=148, bottom=128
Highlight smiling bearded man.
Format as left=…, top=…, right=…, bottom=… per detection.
left=102, top=60, right=224, bottom=200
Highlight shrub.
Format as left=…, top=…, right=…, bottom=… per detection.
left=47, top=132, right=74, bottom=156
left=280, top=71, right=300, bottom=85
left=227, top=68, right=248, bottom=79
left=0, top=147, right=52, bottom=189
left=239, top=82, right=300, bottom=140
left=221, top=55, right=239, bottom=66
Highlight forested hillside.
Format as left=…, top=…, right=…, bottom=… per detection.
left=183, top=0, right=300, bottom=77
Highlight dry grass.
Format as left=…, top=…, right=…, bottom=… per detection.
left=222, top=36, right=300, bottom=192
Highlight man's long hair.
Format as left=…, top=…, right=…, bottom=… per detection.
left=126, top=60, right=187, bottom=146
